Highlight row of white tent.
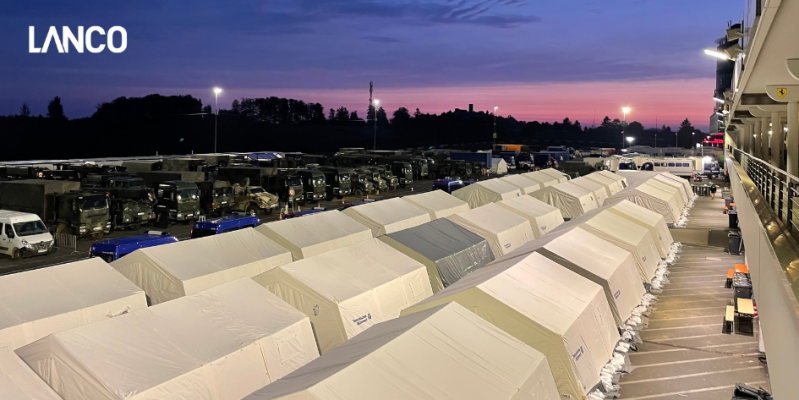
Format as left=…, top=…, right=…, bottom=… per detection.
left=0, top=169, right=689, bottom=400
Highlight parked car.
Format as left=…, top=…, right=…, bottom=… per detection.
left=89, top=231, right=178, bottom=262
left=0, top=210, right=55, bottom=259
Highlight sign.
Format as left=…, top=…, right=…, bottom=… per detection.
left=777, top=87, right=787, bottom=98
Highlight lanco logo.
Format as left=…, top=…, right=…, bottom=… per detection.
left=29, top=26, right=127, bottom=54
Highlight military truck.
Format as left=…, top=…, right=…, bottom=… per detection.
left=0, top=180, right=110, bottom=239
left=347, top=169, right=375, bottom=197
left=382, top=161, right=412, bottom=187
left=82, top=175, right=156, bottom=231
left=135, top=171, right=206, bottom=187
left=429, top=160, right=472, bottom=180
left=359, top=168, right=387, bottom=193
left=317, top=167, right=351, bottom=201
left=295, top=170, right=327, bottom=203
left=218, top=166, right=303, bottom=204
left=197, top=180, right=234, bottom=216
left=153, top=181, right=202, bottom=226
left=380, top=156, right=429, bottom=181
left=2, top=166, right=48, bottom=180
left=229, top=179, right=279, bottom=215
left=562, top=160, right=601, bottom=178
left=122, top=160, right=163, bottom=173
left=369, top=165, right=397, bottom=191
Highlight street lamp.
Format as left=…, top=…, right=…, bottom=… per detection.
left=373, top=99, right=380, bottom=150
left=621, top=107, right=631, bottom=149
left=213, top=87, right=222, bottom=153
left=493, top=106, right=498, bottom=148
left=626, top=136, right=635, bottom=148
left=703, top=48, right=732, bottom=60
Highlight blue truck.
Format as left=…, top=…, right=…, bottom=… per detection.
left=449, top=152, right=492, bottom=169
left=190, top=214, right=261, bottom=238
left=89, top=231, right=178, bottom=262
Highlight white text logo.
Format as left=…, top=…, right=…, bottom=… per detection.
left=29, top=26, right=127, bottom=53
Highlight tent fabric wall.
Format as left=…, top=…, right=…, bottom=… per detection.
left=529, top=181, right=598, bottom=219
left=17, top=279, right=319, bottom=400
left=496, top=196, right=565, bottom=238
left=111, top=228, right=292, bottom=305
left=0, top=348, right=62, bottom=399
left=521, top=171, right=560, bottom=187
left=584, top=172, right=625, bottom=196
left=341, top=197, right=431, bottom=237
left=653, top=175, right=690, bottom=204
left=255, top=211, right=372, bottom=260
left=644, top=179, right=686, bottom=209
left=660, top=172, right=692, bottom=201
left=402, top=252, right=619, bottom=400
left=447, top=203, right=535, bottom=257
left=0, top=258, right=147, bottom=350
left=451, top=178, right=522, bottom=209
left=401, top=190, right=470, bottom=220
left=252, top=239, right=434, bottom=354
left=243, top=303, right=560, bottom=400
left=490, top=158, right=508, bottom=175
left=500, top=174, right=541, bottom=194
left=596, top=170, right=628, bottom=188
left=538, top=168, right=570, bottom=183
left=505, top=228, right=646, bottom=328
left=379, top=219, right=495, bottom=292
left=570, top=177, right=609, bottom=206
left=605, top=182, right=681, bottom=224
left=608, top=200, right=674, bottom=257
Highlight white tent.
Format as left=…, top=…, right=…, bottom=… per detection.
left=529, top=181, right=598, bottom=219
left=111, top=228, right=292, bottom=305
left=506, top=228, right=646, bottom=328
left=401, top=190, right=470, bottom=220
left=0, top=348, right=61, bottom=399
left=500, top=174, right=541, bottom=194
left=660, top=172, right=692, bottom=201
left=605, top=181, right=682, bottom=224
left=596, top=170, right=628, bottom=188
left=447, top=203, right=535, bottom=257
left=256, top=211, right=372, bottom=260
left=645, top=179, right=687, bottom=209
left=653, top=174, right=690, bottom=204
left=570, top=176, right=609, bottom=206
left=496, top=195, right=565, bottom=238
left=608, top=200, right=674, bottom=257
left=538, top=168, right=570, bottom=183
left=403, top=252, right=619, bottom=400
left=490, top=158, right=508, bottom=175
left=584, top=172, right=625, bottom=196
left=252, top=239, right=434, bottom=354
left=521, top=171, right=560, bottom=187
left=451, top=178, right=522, bottom=209
left=0, top=258, right=146, bottom=350
left=341, top=197, right=430, bottom=236
left=243, top=303, right=560, bottom=400
left=18, top=279, right=319, bottom=400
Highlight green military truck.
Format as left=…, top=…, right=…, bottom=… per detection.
left=317, top=167, right=351, bottom=201
left=370, top=165, right=398, bottom=191
left=219, top=166, right=303, bottom=205
left=359, top=167, right=387, bottom=193
left=295, top=170, right=327, bottom=203
left=197, top=180, right=234, bottom=216
left=0, top=180, right=111, bottom=239
left=153, top=181, right=202, bottom=226
left=381, top=155, right=429, bottom=181
left=135, top=171, right=206, bottom=187
left=347, top=169, right=375, bottom=197
left=229, top=179, right=279, bottom=215
left=82, top=175, right=156, bottom=231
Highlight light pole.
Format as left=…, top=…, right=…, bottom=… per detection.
left=493, top=106, right=498, bottom=149
left=213, top=87, right=222, bottom=153
left=373, top=99, right=380, bottom=150
left=621, top=107, right=630, bottom=150
left=626, top=136, right=635, bottom=148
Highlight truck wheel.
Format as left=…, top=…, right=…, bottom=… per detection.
left=413, top=172, right=420, bottom=181
left=354, top=188, right=363, bottom=197
left=247, top=205, right=260, bottom=215
left=336, top=195, right=344, bottom=200
left=11, top=248, right=21, bottom=260
left=56, top=223, right=69, bottom=236
left=158, top=213, right=171, bottom=228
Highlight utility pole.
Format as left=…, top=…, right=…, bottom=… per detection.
left=493, top=106, right=498, bottom=149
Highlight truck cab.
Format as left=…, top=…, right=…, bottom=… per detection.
left=87, top=176, right=156, bottom=230
left=371, top=165, right=398, bottom=190
left=348, top=169, right=375, bottom=197
left=265, top=172, right=305, bottom=204
left=318, top=167, right=351, bottom=201
left=360, top=168, right=387, bottom=193
left=0, top=210, right=55, bottom=259
left=190, top=214, right=261, bottom=238
left=198, top=180, right=234, bottom=216
left=154, top=181, right=201, bottom=226
left=296, top=170, right=327, bottom=202
left=388, top=161, right=413, bottom=187
left=89, top=231, right=177, bottom=262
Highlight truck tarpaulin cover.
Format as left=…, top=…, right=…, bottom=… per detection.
left=0, top=348, right=61, bottom=399
left=0, top=180, right=81, bottom=218
left=0, top=258, right=146, bottom=350
left=500, top=174, right=541, bottom=195
left=341, top=197, right=431, bottom=237
left=570, top=176, right=609, bottom=206
left=505, top=227, right=645, bottom=328
left=447, top=203, right=535, bottom=257
left=379, top=218, right=494, bottom=292
left=605, top=180, right=681, bottom=224
left=490, top=158, right=508, bottom=175
left=608, top=200, right=674, bottom=257
left=496, top=195, right=565, bottom=238
left=252, top=238, right=434, bottom=354
left=402, top=252, right=619, bottom=400
left=529, top=181, right=598, bottom=219
left=401, top=190, right=470, bottom=220
left=451, top=178, right=522, bottom=209
left=521, top=171, right=560, bottom=187
left=243, top=303, right=560, bottom=400
left=583, top=172, right=625, bottom=196
left=17, top=279, right=319, bottom=400
left=256, top=211, right=372, bottom=260
left=111, top=228, right=292, bottom=305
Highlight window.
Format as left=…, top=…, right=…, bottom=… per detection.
left=668, top=163, right=675, bottom=167
left=4, top=224, right=14, bottom=238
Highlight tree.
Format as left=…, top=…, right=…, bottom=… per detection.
left=202, top=105, right=212, bottom=114
left=328, top=108, right=335, bottom=121
left=376, top=106, right=388, bottom=124
left=335, top=106, right=349, bottom=121
left=414, top=108, right=422, bottom=118
left=349, top=110, right=360, bottom=120
left=19, top=103, right=30, bottom=117
left=47, top=96, right=66, bottom=120
left=626, top=121, right=644, bottom=135
left=391, top=107, right=411, bottom=124
left=677, top=118, right=695, bottom=148
left=231, top=99, right=241, bottom=114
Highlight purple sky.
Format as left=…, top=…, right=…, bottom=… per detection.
left=0, top=0, right=739, bottom=130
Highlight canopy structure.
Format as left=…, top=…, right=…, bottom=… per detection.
left=18, top=279, right=319, bottom=400
left=243, top=303, right=560, bottom=400
left=451, top=178, right=522, bottom=209
left=659, top=172, right=692, bottom=201
left=402, top=252, right=619, bottom=400
left=447, top=203, right=535, bottom=257
left=538, top=168, right=570, bottom=183
left=583, top=172, right=625, bottom=196
left=0, top=348, right=61, bottom=399
left=500, top=174, right=541, bottom=194
left=645, top=179, right=687, bottom=209
left=490, top=158, right=508, bottom=175
left=341, top=197, right=430, bottom=237
left=607, top=200, right=674, bottom=257
left=570, top=176, right=609, bottom=206
left=401, top=190, right=470, bottom=220
left=379, top=219, right=495, bottom=292
left=521, top=171, right=560, bottom=187
left=252, top=239, right=434, bottom=354
left=256, top=211, right=372, bottom=260
left=111, top=228, right=292, bottom=305
left=0, top=258, right=146, bottom=350
left=529, top=181, right=598, bottom=219
left=596, top=170, right=628, bottom=188
left=653, top=174, right=690, bottom=204
left=505, top=227, right=645, bottom=328
left=496, top=195, right=564, bottom=238
left=605, top=181, right=681, bottom=224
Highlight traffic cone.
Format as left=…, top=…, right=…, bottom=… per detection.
left=411, top=187, right=414, bottom=192
left=753, top=301, right=758, bottom=318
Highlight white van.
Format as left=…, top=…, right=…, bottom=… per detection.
left=0, top=210, right=55, bottom=259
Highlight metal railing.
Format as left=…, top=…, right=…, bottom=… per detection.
left=54, top=233, right=79, bottom=254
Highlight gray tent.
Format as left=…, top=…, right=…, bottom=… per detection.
left=379, top=219, right=494, bottom=292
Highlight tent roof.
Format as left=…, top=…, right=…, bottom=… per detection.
left=521, top=171, right=560, bottom=187
left=498, top=195, right=562, bottom=220
left=341, top=198, right=430, bottom=236
left=500, top=175, right=540, bottom=194
left=385, top=219, right=488, bottom=264
left=0, top=258, right=143, bottom=332
left=538, top=168, right=569, bottom=183
left=255, top=211, right=372, bottom=259
left=596, top=170, right=628, bottom=185
left=610, top=200, right=667, bottom=234
left=551, top=181, right=594, bottom=199
left=652, top=175, right=689, bottom=203
left=583, top=172, right=623, bottom=195
left=0, top=348, right=61, bottom=399
left=571, top=176, right=606, bottom=195
left=448, top=203, right=528, bottom=235
left=474, top=178, right=521, bottom=195
left=243, top=303, right=557, bottom=400
left=401, top=190, right=470, bottom=219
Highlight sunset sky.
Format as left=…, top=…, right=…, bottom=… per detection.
left=1, top=0, right=738, bottom=130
